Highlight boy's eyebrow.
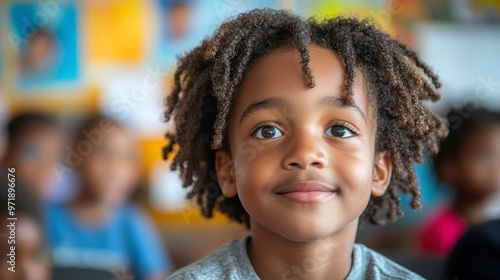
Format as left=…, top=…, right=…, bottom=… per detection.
left=319, top=96, right=367, bottom=123
left=239, top=97, right=287, bottom=125
left=239, top=96, right=367, bottom=125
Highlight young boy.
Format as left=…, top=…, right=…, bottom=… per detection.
left=45, top=116, right=171, bottom=280
left=164, top=9, right=447, bottom=279
left=419, top=107, right=500, bottom=256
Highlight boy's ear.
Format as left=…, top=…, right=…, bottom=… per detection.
left=371, top=151, right=392, bottom=197
left=215, top=150, right=237, bottom=198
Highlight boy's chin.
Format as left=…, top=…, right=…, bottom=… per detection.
left=262, top=217, right=359, bottom=243
left=278, top=224, right=349, bottom=243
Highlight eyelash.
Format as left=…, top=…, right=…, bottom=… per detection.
left=250, top=121, right=359, bottom=137
left=332, top=121, right=359, bottom=135
left=250, top=122, right=279, bottom=137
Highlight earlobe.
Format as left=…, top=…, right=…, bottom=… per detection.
left=371, top=151, right=392, bottom=197
left=215, top=150, right=237, bottom=198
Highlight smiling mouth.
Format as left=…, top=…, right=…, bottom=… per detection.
left=276, top=181, right=338, bottom=203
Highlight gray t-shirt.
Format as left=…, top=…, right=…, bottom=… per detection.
left=167, top=236, right=423, bottom=280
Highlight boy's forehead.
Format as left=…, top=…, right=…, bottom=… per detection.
left=232, top=45, right=374, bottom=125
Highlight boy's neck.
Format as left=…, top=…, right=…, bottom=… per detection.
left=247, top=219, right=358, bottom=280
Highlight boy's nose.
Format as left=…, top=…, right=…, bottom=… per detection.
left=281, top=137, right=327, bottom=170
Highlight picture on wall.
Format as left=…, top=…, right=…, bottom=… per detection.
left=8, top=2, right=80, bottom=91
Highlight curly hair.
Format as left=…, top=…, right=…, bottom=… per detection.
left=164, top=9, right=448, bottom=228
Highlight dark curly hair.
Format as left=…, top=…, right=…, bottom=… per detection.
left=163, top=9, right=448, bottom=228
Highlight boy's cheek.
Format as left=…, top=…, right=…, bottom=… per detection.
left=234, top=160, right=274, bottom=191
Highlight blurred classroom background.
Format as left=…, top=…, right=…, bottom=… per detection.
left=0, top=0, right=499, bottom=279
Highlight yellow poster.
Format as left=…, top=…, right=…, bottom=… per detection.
left=84, top=0, right=145, bottom=63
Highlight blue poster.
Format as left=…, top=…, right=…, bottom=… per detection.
left=8, top=2, right=79, bottom=91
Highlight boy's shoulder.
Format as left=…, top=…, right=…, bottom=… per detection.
left=167, top=236, right=258, bottom=280
left=167, top=237, right=259, bottom=280
left=166, top=239, right=423, bottom=280
left=348, top=243, right=424, bottom=280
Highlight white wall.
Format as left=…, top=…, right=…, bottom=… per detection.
left=416, top=23, right=500, bottom=112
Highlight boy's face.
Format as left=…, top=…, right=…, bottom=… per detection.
left=452, top=125, right=500, bottom=197
left=80, top=126, right=140, bottom=204
left=216, top=45, right=392, bottom=241
left=7, top=125, right=63, bottom=198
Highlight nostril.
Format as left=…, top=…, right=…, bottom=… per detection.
left=284, top=155, right=326, bottom=170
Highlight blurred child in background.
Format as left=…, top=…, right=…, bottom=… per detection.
left=45, top=115, right=172, bottom=280
left=1, top=112, right=65, bottom=201
left=0, top=181, right=50, bottom=280
left=419, top=106, right=500, bottom=256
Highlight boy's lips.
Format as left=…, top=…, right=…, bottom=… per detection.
left=275, top=181, right=338, bottom=203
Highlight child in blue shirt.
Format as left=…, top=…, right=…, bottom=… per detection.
left=164, top=9, right=447, bottom=280
left=46, top=116, right=171, bottom=280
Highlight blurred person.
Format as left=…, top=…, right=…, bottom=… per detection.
left=0, top=179, right=50, bottom=280
left=1, top=112, right=65, bottom=200
left=445, top=219, right=500, bottom=279
left=45, top=115, right=171, bottom=280
left=419, top=106, right=500, bottom=256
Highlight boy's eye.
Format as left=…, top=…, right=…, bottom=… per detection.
left=325, top=125, right=355, bottom=138
left=253, top=125, right=283, bottom=139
